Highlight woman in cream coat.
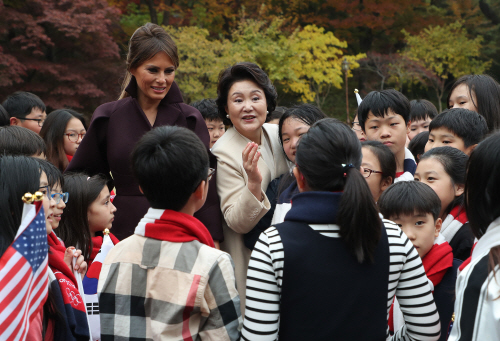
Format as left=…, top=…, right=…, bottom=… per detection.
left=212, top=62, right=288, bottom=312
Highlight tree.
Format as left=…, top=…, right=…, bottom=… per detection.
left=402, top=21, right=491, bottom=111
left=287, top=25, right=365, bottom=108
left=0, top=0, right=122, bottom=112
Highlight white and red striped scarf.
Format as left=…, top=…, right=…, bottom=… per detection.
left=394, top=148, right=417, bottom=183
left=441, top=205, right=468, bottom=243
left=135, top=208, right=215, bottom=247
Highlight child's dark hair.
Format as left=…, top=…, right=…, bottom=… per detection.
left=190, top=99, right=221, bottom=122
left=0, top=126, right=46, bottom=157
left=0, top=104, right=9, bottom=126
left=58, top=173, right=108, bottom=260
left=464, top=132, right=500, bottom=272
left=361, top=141, right=396, bottom=185
left=40, top=109, right=87, bottom=171
left=266, top=106, right=286, bottom=122
left=296, top=118, right=381, bottom=263
left=131, top=126, right=209, bottom=210
left=2, top=91, right=46, bottom=119
left=419, top=146, right=468, bottom=217
left=408, top=131, right=429, bottom=163
left=216, top=62, right=277, bottom=126
left=429, top=108, right=488, bottom=148
left=447, top=74, right=500, bottom=132
left=410, top=99, right=438, bottom=122
left=378, top=181, right=441, bottom=222
left=0, top=155, right=41, bottom=256
left=33, top=158, right=64, bottom=190
left=357, top=89, right=411, bottom=131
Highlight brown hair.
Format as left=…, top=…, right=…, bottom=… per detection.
left=119, top=23, right=179, bottom=100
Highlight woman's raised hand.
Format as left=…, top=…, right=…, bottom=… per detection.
left=243, top=142, right=264, bottom=201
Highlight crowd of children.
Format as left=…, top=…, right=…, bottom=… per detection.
left=1, top=22, right=500, bottom=341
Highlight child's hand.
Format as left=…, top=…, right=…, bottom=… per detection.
left=64, top=247, right=88, bottom=279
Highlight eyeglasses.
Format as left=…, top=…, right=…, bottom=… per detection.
left=15, top=117, right=45, bottom=127
left=65, top=133, right=86, bottom=142
left=207, top=168, right=215, bottom=181
left=39, top=185, right=52, bottom=197
left=352, top=121, right=362, bottom=132
left=51, top=192, right=69, bottom=204
left=361, top=167, right=383, bottom=178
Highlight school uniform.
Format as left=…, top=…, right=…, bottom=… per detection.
left=394, top=147, right=417, bottom=182
left=242, top=191, right=441, bottom=341
left=66, top=77, right=223, bottom=242
left=448, top=216, right=500, bottom=341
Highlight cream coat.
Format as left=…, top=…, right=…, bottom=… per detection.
left=211, top=124, right=289, bottom=314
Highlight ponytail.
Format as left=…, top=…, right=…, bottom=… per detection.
left=118, top=72, right=132, bottom=100
left=296, top=118, right=382, bottom=263
left=338, top=167, right=382, bottom=263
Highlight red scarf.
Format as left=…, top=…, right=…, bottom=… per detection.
left=135, top=209, right=215, bottom=247
left=389, top=241, right=453, bottom=332
left=88, top=233, right=119, bottom=269
left=47, top=232, right=86, bottom=314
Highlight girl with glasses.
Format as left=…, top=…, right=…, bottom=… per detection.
left=40, top=109, right=87, bottom=171
left=361, top=140, right=396, bottom=202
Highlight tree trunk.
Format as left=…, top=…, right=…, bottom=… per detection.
left=144, top=0, right=158, bottom=24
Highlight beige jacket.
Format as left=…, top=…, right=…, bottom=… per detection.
left=211, top=124, right=289, bottom=314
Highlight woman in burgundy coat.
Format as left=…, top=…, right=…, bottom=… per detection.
left=66, top=23, right=222, bottom=244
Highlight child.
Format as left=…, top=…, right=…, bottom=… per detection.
left=191, top=98, right=226, bottom=149
left=98, top=126, right=241, bottom=340
left=352, top=113, right=366, bottom=142
left=447, top=74, right=500, bottom=132
left=424, top=108, right=487, bottom=155
left=415, top=147, right=473, bottom=261
left=449, top=132, right=500, bottom=340
left=2, top=91, right=47, bottom=134
left=361, top=141, right=396, bottom=202
left=266, top=106, right=286, bottom=124
left=379, top=181, right=462, bottom=341
left=243, top=118, right=440, bottom=341
left=0, top=126, right=46, bottom=158
left=357, top=89, right=416, bottom=182
left=408, top=131, right=429, bottom=163
left=408, top=99, right=438, bottom=141
left=40, top=109, right=87, bottom=171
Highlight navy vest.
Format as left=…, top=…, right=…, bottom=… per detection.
left=276, top=192, right=390, bottom=341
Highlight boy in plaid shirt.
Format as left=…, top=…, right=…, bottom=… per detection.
left=98, top=126, right=241, bottom=340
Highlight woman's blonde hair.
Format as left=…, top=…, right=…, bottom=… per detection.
left=119, top=23, right=179, bottom=99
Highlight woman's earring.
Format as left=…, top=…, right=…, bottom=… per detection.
left=226, top=115, right=230, bottom=118
left=267, top=111, right=269, bottom=114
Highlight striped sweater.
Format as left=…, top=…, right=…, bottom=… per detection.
left=242, top=219, right=441, bottom=341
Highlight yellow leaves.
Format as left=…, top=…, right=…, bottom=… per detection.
left=166, top=20, right=363, bottom=107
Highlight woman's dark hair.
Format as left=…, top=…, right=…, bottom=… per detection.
left=0, top=155, right=41, bottom=256
left=447, top=74, right=500, bottom=132
left=58, top=173, right=108, bottom=260
left=378, top=181, right=441, bottom=222
left=408, top=131, right=429, bottom=163
left=419, top=146, right=468, bottom=217
left=39, top=109, right=87, bottom=171
left=0, top=126, right=46, bottom=157
left=409, top=99, right=438, bottom=122
left=120, top=23, right=178, bottom=100
left=361, top=141, right=396, bottom=185
left=33, top=157, right=64, bottom=189
left=216, top=62, right=277, bottom=126
left=464, top=132, right=500, bottom=273
left=295, top=118, right=382, bottom=263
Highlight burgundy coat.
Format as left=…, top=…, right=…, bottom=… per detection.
left=66, top=77, right=223, bottom=241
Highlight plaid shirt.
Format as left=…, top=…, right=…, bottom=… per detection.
left=98, top=234, right=242, bottom=340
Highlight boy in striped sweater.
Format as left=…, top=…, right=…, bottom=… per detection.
left=379, top=181, right=462, bottom=341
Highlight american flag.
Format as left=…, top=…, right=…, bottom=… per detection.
left=0, top=201, right=49, bottom=340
